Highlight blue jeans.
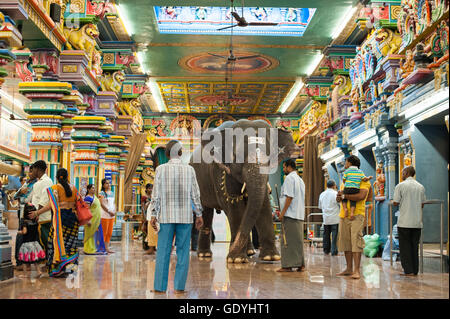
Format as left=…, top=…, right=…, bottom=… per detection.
left=154, top=223, right=192, bottom=292
left=323, top=224, right=339, bottom=255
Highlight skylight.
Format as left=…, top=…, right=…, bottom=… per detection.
left=154, top=6, right=316, bottom=37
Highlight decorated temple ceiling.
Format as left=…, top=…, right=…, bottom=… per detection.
left=158, top=81, right=294, bottom=113
left=116, top=0, right=358, bottom=114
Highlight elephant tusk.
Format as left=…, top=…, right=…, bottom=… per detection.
left=241, top=183, right=246, bottom=194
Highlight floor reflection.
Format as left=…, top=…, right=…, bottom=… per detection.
left=0, top=241, right=448, bottom=299
left=362, top=259, right=380, bottom=289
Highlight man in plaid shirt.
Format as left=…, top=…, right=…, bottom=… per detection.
left=149, top=140, right=203, bottom=294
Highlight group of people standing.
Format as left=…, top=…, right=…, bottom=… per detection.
left=11, top=143, right=426, bottom=287
left=13, top=160, right=118, bottom=278
left=276, top=154, right=426, bottom=280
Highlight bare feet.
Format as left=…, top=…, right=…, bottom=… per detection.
left=277, top=267, right=294, bottom=272
left=174, top=290, right=186, bottom=294
left=297, top=266, right=306, bottom=272
left=336, top=269, right=353, bottom=276
left=351, top=272, right=361, bottom=279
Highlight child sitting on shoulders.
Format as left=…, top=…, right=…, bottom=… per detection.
left=342, top=155, right=372, bottom=219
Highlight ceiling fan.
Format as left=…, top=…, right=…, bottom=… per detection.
left=208, top=0, right=262, bottom=80
left=207, top=49, right=260, bottom=63
left=217, top=0, right=278, bottom=31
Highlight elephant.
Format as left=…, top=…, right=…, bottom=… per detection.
left=190, top=119, right=300, bottom=263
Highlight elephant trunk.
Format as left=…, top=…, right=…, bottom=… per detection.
left=230, top=163, right=268, bottom=253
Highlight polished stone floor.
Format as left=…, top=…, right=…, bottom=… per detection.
left=0, top=237, right=448, bottom=299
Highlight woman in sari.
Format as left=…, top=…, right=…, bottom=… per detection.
left=83, top=184, right=107, bottom=255
left=99, top=178, right=116, bottom=254
left=46, top=168, right=79, bottom=277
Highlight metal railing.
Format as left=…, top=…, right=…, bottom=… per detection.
left=304, top=206, right=321, bottom=226
left=304, top=206, right=321, bottom=242
left=389, top=200, right=445, bottom=273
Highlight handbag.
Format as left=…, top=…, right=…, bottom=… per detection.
left=75, top=194, right=93, bottom=226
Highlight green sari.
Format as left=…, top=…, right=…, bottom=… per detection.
left=83, top=195, right=103, bottom=254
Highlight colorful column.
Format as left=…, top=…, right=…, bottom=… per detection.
left=59, top=90, right=83, bottom=182
left=71, top=115, right=106, bottom=195
left=118, top=139, right=128, bottom=213
left=105, top=135, right=124, bottom=205
left=20, top=82, right=72, bottom=181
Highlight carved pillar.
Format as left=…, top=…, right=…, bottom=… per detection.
left=13, top=49, right=33, bottom=82
left=105, top=135, right=124, bottom=207
left=71, top=115, right=106, bottom=195
left=20, top=82, right=72, bottom=181
left=59, top=90, right=83, bottom=182
left=377, top=135, right=398, bottom=201
left=97, top=139, right=107, bottom=194
left=118, top=139, right=128, bottom=214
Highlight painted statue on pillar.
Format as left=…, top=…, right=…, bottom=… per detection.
left=100, top=70, right=125, bottom=93
left=63, top=23, right=100, bottom=69
left=171, top=115, right=200, bottom=138
left=374, top=28, right=403, bottom=56
left=373, top=162, right=386, bottom=200
left=349, top=87, right=360, bottom=115
left=404, top=152, right=413, bottom=167
left=400, top=49, right=415, bottom=78
left=91, top=49, right=103, bottom=80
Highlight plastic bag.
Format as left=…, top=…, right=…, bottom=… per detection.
left=382, top=235, right=400, bottom=261
left=363, top=234, right=381, bottom=258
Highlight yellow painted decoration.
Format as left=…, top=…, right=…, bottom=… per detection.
left=63, top=23, right=100, bottom=69
left=100, top=70, right=125, bottom=93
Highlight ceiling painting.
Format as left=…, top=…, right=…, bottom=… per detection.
left=158, top=81, right=294, bottom=114
left=179, top=51, right=279, bottom=74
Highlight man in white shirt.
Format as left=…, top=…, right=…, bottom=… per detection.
left=28, top=160, right=54, bottom=253
left=318, top=179, right=340, bottom=256
left=277, top=159, right=306, bottom=273
left=392, top=166, right=426, bottom=276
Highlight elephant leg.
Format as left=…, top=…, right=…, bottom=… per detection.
left=226, top=206, right=249, bottom=264
left=247, top=232, right=256, bottom=256
left=256, top=196, right=280, bottom=262
left=227, top=164, right=269, bottom=263
left=197, top=207, right=214, bottom=258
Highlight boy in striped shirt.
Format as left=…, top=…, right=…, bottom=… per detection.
left=342, top=155, right=372, bottom=219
